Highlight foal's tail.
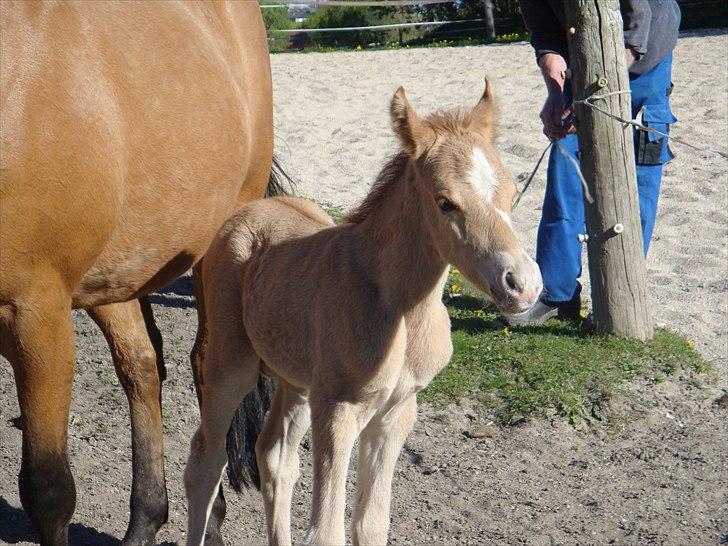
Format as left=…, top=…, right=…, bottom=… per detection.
left=224, top=155, right=293, bottom=492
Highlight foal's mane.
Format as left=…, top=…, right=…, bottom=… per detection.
left=425, top=108, right=473, bottom=136
left=343, top=152, right=409, bottom=225
left=344, top=108, right=476, bottom=225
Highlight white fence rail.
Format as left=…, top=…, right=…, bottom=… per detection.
left=262, top=0, right=454, bottom=7
left=269, top=18, right=485, bottom=34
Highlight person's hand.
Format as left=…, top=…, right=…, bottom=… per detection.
left=625, top=47, right=636, bottom=68
left=540, top=91, right=575, bottom=141
left=537, top=53, right=575, bottom=141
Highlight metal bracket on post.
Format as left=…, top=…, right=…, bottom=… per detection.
left=609, top=223, right=624, bottom=236
left=577, top=223, right=624, bottom=244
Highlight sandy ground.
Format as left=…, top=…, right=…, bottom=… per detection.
left=1, top=32, right=727, bottom=545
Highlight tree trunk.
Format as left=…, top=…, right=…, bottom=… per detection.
left=483, top=0, right=496, bottom=43
left=564, top=0, right=653, bottom=340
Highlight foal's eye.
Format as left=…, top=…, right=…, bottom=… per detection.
left=437, top=198, right=458, bottom=213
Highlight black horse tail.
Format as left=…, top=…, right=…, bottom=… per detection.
left=265, top=155, right=295, bottom=198
left=224, top=155, right=293, bottom=492
left=225, top=374, right=275, bottom=491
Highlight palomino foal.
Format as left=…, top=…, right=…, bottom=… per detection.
left=185, top=79, right=542, bottom=545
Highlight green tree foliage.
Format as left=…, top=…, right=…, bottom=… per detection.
left=303, top=7, right=379, bottom=48
left=302, top=5, right=426, bottom=48
left=417, top=0, right=525, bottom=43
left=259, top=4, right=292, bottom=32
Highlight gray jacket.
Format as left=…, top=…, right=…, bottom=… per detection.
left=518, top=0, right=681, bottom=75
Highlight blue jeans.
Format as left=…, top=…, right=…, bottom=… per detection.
left=537, top=54, right=676, bottom=305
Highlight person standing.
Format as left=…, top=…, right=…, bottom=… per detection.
left=506, top=0, right=681, bottom=325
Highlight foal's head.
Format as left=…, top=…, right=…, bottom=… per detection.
left=390, top=78, right=542, bottom=314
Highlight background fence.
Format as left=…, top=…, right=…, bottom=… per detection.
left=260, top=0, right=728, bottom=51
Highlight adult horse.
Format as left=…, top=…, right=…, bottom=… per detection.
left=0, top=2, right=274, bottom=544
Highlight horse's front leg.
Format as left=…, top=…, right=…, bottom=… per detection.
left=305, top=396, right=367, bottom=545
left=2, top=284, right=77, bottom=546
left=88, top=297, right=168, bottom=545
left=351, top=395, right=417, bottom=545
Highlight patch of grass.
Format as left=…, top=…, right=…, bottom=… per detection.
left=320, top=202, right=346, bottom=224
left=421, top=269, right=712, bottom=425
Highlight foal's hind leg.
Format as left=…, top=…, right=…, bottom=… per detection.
left=2, top=285, right=76, bottom=546
left=351, top=395, right=417, bottom=546
left=185, top=330, right=260, bottom=546
left=87, top=297, right=168, bottom=545
left=256, top=381, right=310, bottom=545
left=190, top=262, right=228, bottom=545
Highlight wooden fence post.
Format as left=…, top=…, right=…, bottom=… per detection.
left=564, top=0, right=653, bottom=340
left=483, top=0, right=496, bottom=42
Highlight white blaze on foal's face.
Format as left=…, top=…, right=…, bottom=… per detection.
left=467, top=146, right=514, bottom=230
left=468, top=147, right=496, bottom=202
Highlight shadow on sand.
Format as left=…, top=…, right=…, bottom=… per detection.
left=0, top=497, right=175, bottom=546
left=149, top=274, right=196, bottom=309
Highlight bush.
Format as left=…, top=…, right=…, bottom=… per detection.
left=303, top=7, right=379, bottom=48
left=260, top=6, right=292, bottom=32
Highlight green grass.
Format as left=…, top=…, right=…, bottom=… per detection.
left=320, top=202, right=345, bottom=224
left=421, top=270, right=712, bottom=425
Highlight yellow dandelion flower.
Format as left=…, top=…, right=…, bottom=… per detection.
left=500, top=326, right=510, bottom=336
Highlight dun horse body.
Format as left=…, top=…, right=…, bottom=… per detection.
left=0, top=2, right=274, bottom=544
left=186, top=81, right=542, bottom=545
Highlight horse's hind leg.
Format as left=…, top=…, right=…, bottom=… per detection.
left=256, top=380, right=310, bottom=545
left=351, top=395, right=417, bottom=546
left=1, top=287, right=76, bottom=546
left=184, top=324, right=260, bottom=546
left=87, top=297, right=168, bottom=545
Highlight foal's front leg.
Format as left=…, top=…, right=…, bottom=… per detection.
left=305, top=397, right=368, bottom=545
left=351, top=395, right=417, bottom=546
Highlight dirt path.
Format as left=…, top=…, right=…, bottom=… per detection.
left=1, top=32, right=726, bottom=545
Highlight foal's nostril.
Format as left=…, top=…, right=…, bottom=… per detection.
left=505, top=271, right=519, bottom=292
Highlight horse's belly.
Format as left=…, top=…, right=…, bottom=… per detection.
left=72, top=248, right=198, bottom=308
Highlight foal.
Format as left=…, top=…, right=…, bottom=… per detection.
left=185, top=79, right=542, bottom=545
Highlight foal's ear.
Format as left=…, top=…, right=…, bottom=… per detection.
left=390, top=87, right=432, bottom=157
left=470, top=75, right=497, bottom=144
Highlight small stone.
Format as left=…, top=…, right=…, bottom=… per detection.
left=463, top=426, right=497, bottom=439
